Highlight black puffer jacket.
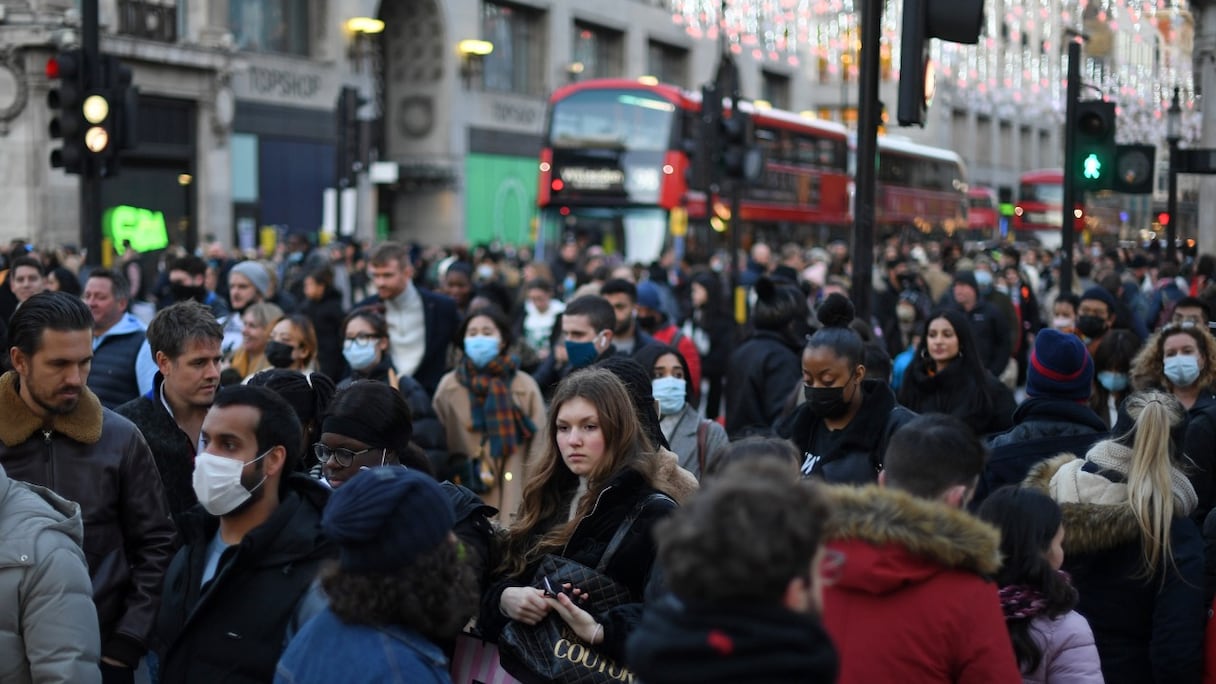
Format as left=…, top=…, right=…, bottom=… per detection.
left=975, top=397, right=1108, bottom=507
left=301, top=287, right=346, bottom=381
left=156, top=474, right=334, bottom=684
left=725, top=330, right=803, bottom=438
left=339, top=358, right=449, bottom=476
left=0, top=372, right=175, bottom=668
left=777, top=379, right=916, bottom=484
left=898, top=356, right=1016, bottom=436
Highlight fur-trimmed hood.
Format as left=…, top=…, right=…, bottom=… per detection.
left=823, top=485, right=1001, bottom=594
left=634, top=447, right=699, bottom=505
left=0, top=371, right=103, bottom=447
left=1024, top=453, right=1142, bottom=555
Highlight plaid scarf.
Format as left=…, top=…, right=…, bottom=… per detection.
left=456, top=353, right=535, bottom=460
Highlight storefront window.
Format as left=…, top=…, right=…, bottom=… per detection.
left=573, top=22, right=623, bottom=80
left=229, top=0, right=310, bottom=56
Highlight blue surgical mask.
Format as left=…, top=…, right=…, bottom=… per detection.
left=342, top=339, right=379, bottom=371
left=975, top=270, right=993, bottom=293
left=1164, top=354, right=1201, bottom=388
left=652, top=377, right=687, bottom=416
left=464, top=335, right=501, bottom=368
left=1097, top=371, right=1128, bottom=393
left=565, top=336, right=601, bottom=369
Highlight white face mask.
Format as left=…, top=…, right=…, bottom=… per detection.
left=192, top=450, right=270, bottom=516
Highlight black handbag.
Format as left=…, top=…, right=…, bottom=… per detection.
left=499, top=493, right=669, bottom=684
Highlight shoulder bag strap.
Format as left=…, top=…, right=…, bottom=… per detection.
left=697, top=419, right=710, bottom=475
left=595, top=492, right=674, bottom=573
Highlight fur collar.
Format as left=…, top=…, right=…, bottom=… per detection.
left=0, top=371, right=103, bottom=446
left=633, top=448, right=698, bottom=505
left=1023, top=454, right=1141, bottom=555
left=823, top=484, right=1001, bottom=576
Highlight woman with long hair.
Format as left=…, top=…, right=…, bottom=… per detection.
left=897, top=308, right=1016, bottom=436
left=480, top=368, right=680, bottom=679
left=432, top=306, right=545, bottom=521
left=779, top=293, right=916, bottom=483
left=1025, top=390, right=1205, bottom=684
left=1130, top=322, right=1216, bottom=521
left=227, top=301, right=282, bottom=379
left=976, top=486, right=1102, bottom=683
left=681, top=271, right=736, bottom=420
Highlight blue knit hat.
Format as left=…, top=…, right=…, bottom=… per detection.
left=1027, top=328, right=1094, bottom=401
left=636, top=280, right=662, bottom=310
left=322, top=467, right=455, bottom=572
left=1080, top=286, right=1117, bottom=313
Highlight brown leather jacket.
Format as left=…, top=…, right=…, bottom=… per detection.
left=0, top=371, right=175, bottom=667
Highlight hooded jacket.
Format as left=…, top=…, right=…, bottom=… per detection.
left=778, top=378, right=916, bottom=484
left=626, top=594, right=838, bottom=684
left=1025, top=451, right=1205, bottom=684
left=0, top=464, right=100, bottom=684
left=156, top=474, right=335, bottom=684
left=0, top=371, right=175, bottom=667
left=821, top=485, right=1021, bottom=684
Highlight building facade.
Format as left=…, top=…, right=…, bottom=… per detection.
left=0, top=0, right=1197, bottom=253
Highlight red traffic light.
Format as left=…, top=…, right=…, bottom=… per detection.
left=46, top=57, right=60, bottom=80
left=1158, top=212, right=1170, bottom=226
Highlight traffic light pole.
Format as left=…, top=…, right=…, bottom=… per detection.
left=81, top=0, right=102, bottom=266
left=851, top=0, right=882, bottom=322
left=1060, top=37, right=1081, bottom=297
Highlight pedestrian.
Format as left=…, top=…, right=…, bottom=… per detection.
left=725, top=276, right=808, bottom=437
left=275, top=467, right=477, bottom=684
left=1090, top=329, right=1140, bottom=428
left=244, top=369, right=337, bottom=472
left=83, top=268, right=157, bottom=408
left=227, top=301, right=283, bottom=379
left=976, top=486, right=1103, bottom=683
left=680, top=271, right=735, bottom=420
left=1025, top=390, right=1204, bottom=684
left=778, top=293, right=916, bottom=483
left=266, top=313, right=319, bottom=372
left=299, top=265, right=346, bottom=380
left=627, top=460, right=839, bottom=683
left=634, top=343, right=728, bottom=479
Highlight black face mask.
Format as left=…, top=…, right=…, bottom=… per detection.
left=265, top=341, right=296, bottom=369
left=636, top=314, right=659, bottom=333
left=170, top=282, right=207, bottom=303
left=1076, top=315, right=1108, bottom=338
left=804, top=375, right=856, bottom=420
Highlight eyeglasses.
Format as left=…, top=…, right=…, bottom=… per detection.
left=344, top=334, right=381, bottom=346
left=313, top=443, right=385, bottom=468
left=818, top=549, right=847, bottom=586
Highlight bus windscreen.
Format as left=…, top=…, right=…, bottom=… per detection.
left=549, top=90, right=676, bottom=152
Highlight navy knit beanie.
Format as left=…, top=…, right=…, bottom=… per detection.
left=322, top=467, right=455, bottom=572
left=1026, top=328, right=1094, bottom=401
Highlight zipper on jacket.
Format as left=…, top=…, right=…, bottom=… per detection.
left=42, top=430, right=54, bottom=487
left=562, top=485, right=614, bottom=556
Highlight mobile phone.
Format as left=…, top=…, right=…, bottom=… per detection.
left=543, top=576, right=558, bottom=598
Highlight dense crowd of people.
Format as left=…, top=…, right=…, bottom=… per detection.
left=3, top=231, right=1216, bottom=683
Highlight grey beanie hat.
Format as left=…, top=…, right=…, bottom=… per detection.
left=229, top=260, right=271, bottom=296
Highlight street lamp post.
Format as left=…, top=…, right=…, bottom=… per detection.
left=1166, top=87, right=1181, bottom=262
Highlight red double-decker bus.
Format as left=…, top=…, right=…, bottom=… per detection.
left=1013, top=169, right=1085, bottom=248
left=535, top=78, right=967, bottom=263
left=967, top=186, right=1000, bottom=240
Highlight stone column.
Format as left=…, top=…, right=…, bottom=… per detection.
left=1196, top=1, right=1216, bottom=257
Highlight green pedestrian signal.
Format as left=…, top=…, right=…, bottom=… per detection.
left=1082, top=153, right=1102, bottom=180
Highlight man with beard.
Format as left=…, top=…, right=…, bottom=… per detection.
left=0, top=291, right=175, bottom=684
left=116, top=301, right=223, bottom=524
left=600, top=278, right=658, bottom=357
left=155, top=385, right=333, bottom=683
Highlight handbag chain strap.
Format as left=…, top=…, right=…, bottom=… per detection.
left=594, top=492, right=674, bottom=573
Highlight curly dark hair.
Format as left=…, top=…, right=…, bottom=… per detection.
left=321, top=539, right=477, bottom=642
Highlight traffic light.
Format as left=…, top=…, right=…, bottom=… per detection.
left=1074, top=100, right=1116, bottom=191
left=720, top=107, right=762, bottom=181
left=336, top=86, right=365, bottom=185
left=1113, top=144, right=1155, bottom=195
left=47, top=49, right=86, bottom=174
left=898, top=0, right=984, bottom=126
left=686, top=83, right=722, bottom=192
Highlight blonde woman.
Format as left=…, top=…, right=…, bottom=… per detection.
left=1130, top=322, right=1216, bottom=521
left=1025, top=390, right=1204, bottom=684
left=226, top=301, right=283, bottom=379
